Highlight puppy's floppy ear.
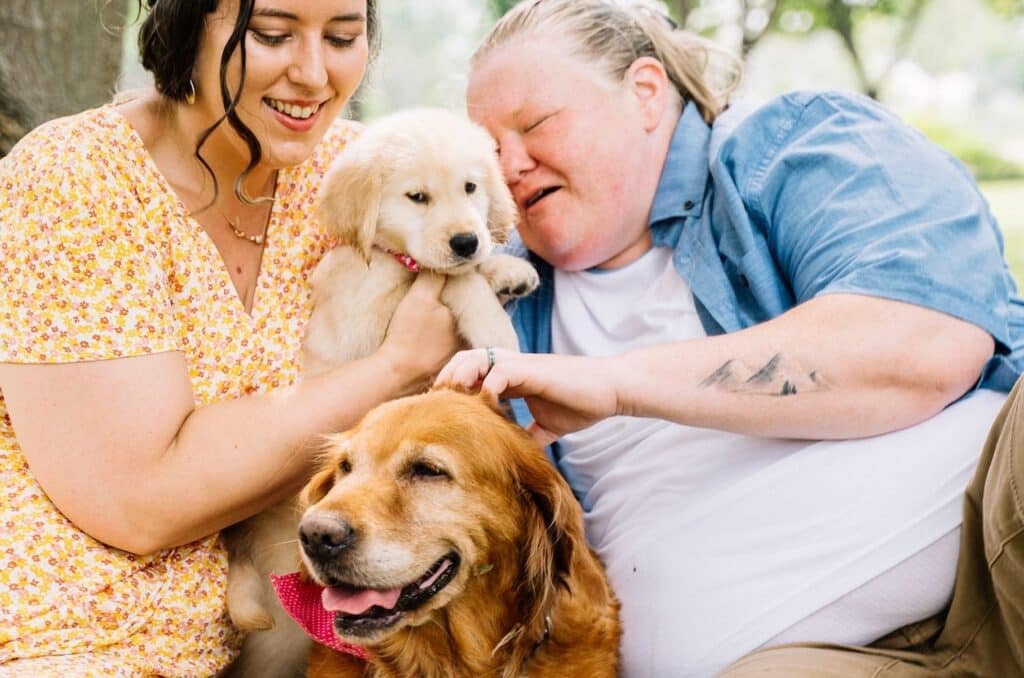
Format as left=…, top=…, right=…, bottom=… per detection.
left=317, top=141, right=384, bottom=263
left=484, top=152, right=518, bottom=246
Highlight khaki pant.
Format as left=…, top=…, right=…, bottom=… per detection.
left=722, top=379, right=1024, bottom=677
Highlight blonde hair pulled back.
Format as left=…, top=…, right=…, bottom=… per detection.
left=472, top=0, right=740, bottom=124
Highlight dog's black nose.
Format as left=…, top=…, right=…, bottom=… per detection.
left=299, top=513, right=355, bottom=560
left=449, top=232, right=479, bottom=258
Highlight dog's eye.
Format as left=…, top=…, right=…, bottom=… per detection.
left=408, top=461, right=450, bottom=480
left=464, top=182, right=477, bottom=194
left=339, top=459, right=352, bottom=474
left=406, top=191, right=430, bottom=205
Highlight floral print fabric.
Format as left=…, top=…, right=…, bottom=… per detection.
left=0, top=106, right=356, bottom=676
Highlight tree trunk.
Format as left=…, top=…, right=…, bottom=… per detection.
left=825, top=0, right=875, bottom=98
left=0, top=0, right=128, bottom=156
left=0, top=61, right=31, bottom=156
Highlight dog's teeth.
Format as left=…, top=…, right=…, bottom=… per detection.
left=419, top=559, right=451, bottom=590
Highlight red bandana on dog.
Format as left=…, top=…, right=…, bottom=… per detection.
left=270, top=572, right=369, bottom=660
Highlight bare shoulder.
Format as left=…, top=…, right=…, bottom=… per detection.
left=113, top=91, right=165, bottom=150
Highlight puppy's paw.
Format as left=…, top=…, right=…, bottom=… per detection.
left=226, top=560, right=277, bottom=632
left=478, top=254, right=540, bottom=304
left=228, top=600, right=276, bottom=632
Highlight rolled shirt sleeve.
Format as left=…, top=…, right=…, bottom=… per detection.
left=744, top=92, right=1016, bottom=352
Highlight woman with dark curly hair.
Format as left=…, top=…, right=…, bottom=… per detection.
left=0, top=1, right=458, bottom=674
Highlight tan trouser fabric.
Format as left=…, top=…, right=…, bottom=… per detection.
left=722, top=378, right=1024, bottom=677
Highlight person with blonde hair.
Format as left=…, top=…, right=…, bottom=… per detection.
left=438, top=0, right=1024, bottom=675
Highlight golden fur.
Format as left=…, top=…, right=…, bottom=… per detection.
left=222, top=108, right=539, bottom=677
left=221, top=500, right=311, bottom=678
left=300, top=388, right=621, bottom=678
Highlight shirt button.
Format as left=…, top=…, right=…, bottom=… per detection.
left=684, top=200, right=695, bottom=210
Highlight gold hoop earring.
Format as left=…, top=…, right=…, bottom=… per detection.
left=185, top=79, right=197, bottom=105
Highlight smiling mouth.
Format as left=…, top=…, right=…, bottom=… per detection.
left=525, top=186, right=560, bottom=208
left=321, top=553, right=461, bottom=637
left=263, top=97, right=324, bottom=121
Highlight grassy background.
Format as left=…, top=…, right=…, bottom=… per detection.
left=980, top=180, right=1024, bottom=288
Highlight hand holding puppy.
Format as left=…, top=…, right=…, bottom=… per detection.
left=379, top=272, right=460, bottom=396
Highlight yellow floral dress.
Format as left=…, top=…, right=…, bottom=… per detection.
left=0, top=106, right=358, bottom=676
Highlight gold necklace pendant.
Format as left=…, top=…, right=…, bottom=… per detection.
left=210, top=192, right=273, bottom=247
left=222, top=212, right=268, bottom=246
left=229, top=220, right=266, bottom=246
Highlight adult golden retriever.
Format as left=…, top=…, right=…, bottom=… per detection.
left=299, top=388, right=621, bottom=677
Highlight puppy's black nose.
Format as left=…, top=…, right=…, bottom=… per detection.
left=449, top=232, right=479, bottom=258
left=299, top=513, right=355, bottom=560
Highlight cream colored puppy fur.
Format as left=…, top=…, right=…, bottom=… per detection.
left=222, top=108, right=538, bottom=678
left=303, top=107, right=538, bottom=376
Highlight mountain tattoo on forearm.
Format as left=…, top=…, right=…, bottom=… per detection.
left=699, top=353, right=830, bottom=396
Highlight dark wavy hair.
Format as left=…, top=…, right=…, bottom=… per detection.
left=136, top=0, right=379, bottom=204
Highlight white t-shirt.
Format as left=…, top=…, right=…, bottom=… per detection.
left=550, top=246, right=1003, bottom=676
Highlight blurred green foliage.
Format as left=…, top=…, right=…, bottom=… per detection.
left=914, top=118, right=1024, bottom=181
left=981, top=181, right=1024, bottom=287
left=987, top=0, right=1024, bottom=16
left=488, top=0, right=519, bottom=19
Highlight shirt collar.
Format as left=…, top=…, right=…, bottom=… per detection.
left=648, top=101, right=710, bottom=226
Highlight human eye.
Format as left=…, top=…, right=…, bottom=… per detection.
left=524, top=112, right=555, bottom=133
left=249, top=29, right=289, bottom=45
left=325, top=34, right=358, bottom=48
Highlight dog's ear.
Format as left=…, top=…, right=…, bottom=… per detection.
left=519, top=451, right=580, bottom=595
left=317, top=142, right=384, bottom=263
left=484, top=153, right=518, bottom=246
left=510, top=441, right=585, bottom=663
left=300, top=464, right=337, bottom=511
left=299, top=435, right=348, bottom=510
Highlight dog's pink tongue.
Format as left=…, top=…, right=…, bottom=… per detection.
left=322, top=586, right=402, bottom=615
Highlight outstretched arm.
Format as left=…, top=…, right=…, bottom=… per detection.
left=437, top=293, right=993, bottom=445
left=0, top=274, right=458, bottom=556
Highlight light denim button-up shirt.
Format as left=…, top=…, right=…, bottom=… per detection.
left=509, top=91, right=1024, bottom=396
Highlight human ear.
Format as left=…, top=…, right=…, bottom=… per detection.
left=626, top=57, right=673, bottom=132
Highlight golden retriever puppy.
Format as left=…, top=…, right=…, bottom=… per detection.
left=299, top=388, right=621, bottom=678
left=221, top=501, right=312, bottom=678
left=222, top=108, right=539, bottom=677
left=302, top=106, right=539, bottom=377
